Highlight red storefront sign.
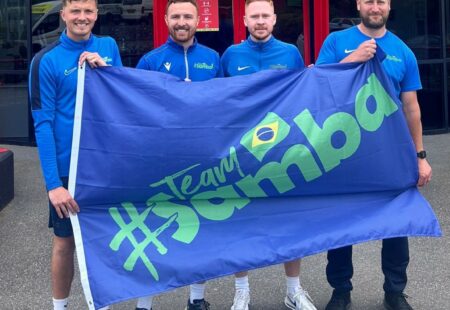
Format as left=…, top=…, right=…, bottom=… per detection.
left=197, top=0, right=219, bottom=32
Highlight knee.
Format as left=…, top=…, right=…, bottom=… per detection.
left=53, top=236, right=75, bottom=258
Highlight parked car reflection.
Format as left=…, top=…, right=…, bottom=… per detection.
left=329, top=17, right=360, bottom=32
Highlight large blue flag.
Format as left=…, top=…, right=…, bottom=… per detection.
left=69, top=53, right=441, bottom=309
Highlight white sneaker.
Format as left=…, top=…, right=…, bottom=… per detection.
left=231, top=289, right=250, bottom=310
left=284, top=287, right=317, bottom=310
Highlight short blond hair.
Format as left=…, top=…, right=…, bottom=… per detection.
left=245, top=0, right=274, bottom=7
left=62, top=0, right=97, bottom=7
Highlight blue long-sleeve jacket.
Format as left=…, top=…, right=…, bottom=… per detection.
left=136, top=37, right=223, bottom=81
left=221, top=36, right=305, bottom=77
left=29, top=31, right=122, bottom=191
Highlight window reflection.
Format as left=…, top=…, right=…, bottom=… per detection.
left=30, top=0, right=154, bottom=67
left=196, top=0, right=233, bottom=56
left=418, top=64, right=444, bottom=130
left=98, top=0, right=123, bottom=24
left=31, top=2, right=64, bottom=54
left=446, top=0, right=450, bottom=57
left=0, top=74, right=29, bottom=138
left=0, top=0, right=27, bottom=68
left=329, top=0, right=359, bottom=33
left=389, top=0, right=442, bottom=60
left=272, top=0, right=303, bottom=57
left=329, top=0, right=442, bottom=60
left=447, top=64, right=450, bottom=130
left=0, top=1, right=29, bottom=139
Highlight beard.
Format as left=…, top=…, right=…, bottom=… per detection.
left=170, top=26, right=196, bottom=43
left=361, top=13, right=388, bottom=29
left=250, top=28, right=272, bottom=41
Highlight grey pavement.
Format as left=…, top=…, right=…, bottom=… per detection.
left=0, top=134, right=449, bottom=310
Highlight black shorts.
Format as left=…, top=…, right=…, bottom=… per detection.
left=48, top=177, right=73, bottom=238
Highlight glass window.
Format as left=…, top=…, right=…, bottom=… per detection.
left=0, top=2, right=27, bottom=66
left=98, top=0, right=123, bottom=24
left=123, top=0, right=143, bottom=4
left=0, top=74, right=29, bottom=139
left=95, top=1, right=154, bottom=67
left=33, top=12, right=60, bottom=36
left=446, top=0, right=450, bottom=57
left=390, top=0, right=442, bottom=60
left=196, top=0, right=233, bottom=56
left=329, top=0, right=359, bottom=33
left=329, top=0, right=442, bottom=60
left=31, top=2, right=64, bottom=55
left=447, top=63, right=450, bottom=130
left=272, top=0, right=304, bottom=57
left=0, top=2, right=29, bottom=142
left=30, top=1, right=155, bottom=67
left=418, top=63, right=445, bottom=130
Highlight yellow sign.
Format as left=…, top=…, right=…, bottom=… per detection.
left=32, top=4, right=54, bottom=14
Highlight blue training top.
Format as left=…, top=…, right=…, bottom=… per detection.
left=221, top=36, right=305, bottom=77
left=316, top=26, right=422, bottom=97
left=29, top=31, right=122, bottom=191
left=136, top=37, right=223, bottom=81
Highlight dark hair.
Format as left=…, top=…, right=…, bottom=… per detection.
left=165, top=0, right=199, bottom=14
left=62, top=0, right=98, bottom=7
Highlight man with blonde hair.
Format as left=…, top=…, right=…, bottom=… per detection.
left=29, top=0, right=122, bottom=309
left=221, top=1, right=315, bottom=310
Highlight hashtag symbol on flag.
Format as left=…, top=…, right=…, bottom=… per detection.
left=109, top=202, right=178, bottom=281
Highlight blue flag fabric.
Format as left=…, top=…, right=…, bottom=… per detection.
left=70, top=54, right=441, bottom=309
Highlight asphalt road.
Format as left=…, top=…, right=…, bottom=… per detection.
left=0, top=134, right=449, bottom=309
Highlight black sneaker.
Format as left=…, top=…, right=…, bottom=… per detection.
left=135, top=308, right=151, bottom=310
left=384, top=293, right=413, bottom=310
left=185, top=298, right=210, bottom=310
left=325, top=292, right=351, bottom=310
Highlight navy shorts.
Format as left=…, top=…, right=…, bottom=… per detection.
left=48, top=177, right=73, bottom=238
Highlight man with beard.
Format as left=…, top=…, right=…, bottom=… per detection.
left=135, top=1, right=220, bottom=309
left=221, top=2, right=314, bottom=310
left=220, top=0, right=304, bottom=77
left=316, top=1, right=432, bottom=309
left=29, top=0, right=122, bottom=309
left=136, top=0, right=222, bottom=81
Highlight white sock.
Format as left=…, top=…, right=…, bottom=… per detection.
left=137, top=295, right=154, bottom=309
left=53, top=298, right=68, bottom=310
left=98, top=307, right=110, bottom=310
left=286, top=276, right=301, bottom=297
left=235, top=275, right=250, bottom=291
left=190, top=283, right=206, bottom=303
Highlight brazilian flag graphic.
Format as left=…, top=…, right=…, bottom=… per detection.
left=240, top=112, right=290, bottom=161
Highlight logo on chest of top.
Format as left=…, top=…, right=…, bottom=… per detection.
left=164, top=62, right=172, bottom=71
left=237, top=66, right=250, bottom=71
left=386, top=55, right=402, bottom=63
left=194, top=63, right=214, bottom=70
left=270, top=64, right=288, bottom=70
left=64, top=67, right=77, bottom=76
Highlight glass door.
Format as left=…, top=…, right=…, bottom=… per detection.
left=0, top=0, right=30, bottom=143
left=196, top=0, right=234, bottom=55
left=272, top=0, right=304, bottom=58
